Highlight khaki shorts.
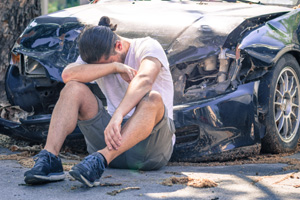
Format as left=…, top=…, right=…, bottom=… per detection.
left=77, top=96, right=175, bottom=171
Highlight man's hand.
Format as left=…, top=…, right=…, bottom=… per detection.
left=104, top=112, right=123, bottom=150
left=114, top=62, right=137, bottom=83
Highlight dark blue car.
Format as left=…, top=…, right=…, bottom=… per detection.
left=2, top=0, right=300, bottom=162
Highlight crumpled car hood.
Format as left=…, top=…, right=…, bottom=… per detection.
left=12, top=1, right=291, bottom=81
left=51, top=1, right=292, bottom=49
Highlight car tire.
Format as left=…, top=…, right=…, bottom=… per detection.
left=259, top=54, right=300, bottom=153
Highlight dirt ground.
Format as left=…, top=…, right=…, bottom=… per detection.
left=0, top=134, right=87, bottom=170
left=1, top=134, right=300, bottom=199
left=168, top=142, right=300, bottom=173
left=1, top=133, right=300, bottom=172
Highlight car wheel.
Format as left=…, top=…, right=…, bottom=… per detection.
left=260, top=54, right=300, bottom=153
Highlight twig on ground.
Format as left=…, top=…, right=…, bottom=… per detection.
left=164, top=171, right=182, bottom=175
left=274, top=172, right=296, bottom=184
left=293, top=184, right=300, bottom=188
left=107, top=187, right=140, bottom=196
left=100, top=183, right=122, bottom=187
left=59, top=152, right=80, bottom=160
left=10, top=145, right=42, bottom=152
left=252, top=177, right=264, bottom=184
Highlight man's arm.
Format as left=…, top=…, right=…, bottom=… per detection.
left=61, top=62, right=137, bottom=83
left=104, top=57, right=161, bottom=150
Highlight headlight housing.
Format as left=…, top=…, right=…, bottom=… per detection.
left=24, top=55, right=46, bottom=78
left=10, top=52, right=46, bottom=78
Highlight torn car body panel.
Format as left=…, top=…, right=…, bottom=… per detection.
left=238, top=9, right=300, bottom=83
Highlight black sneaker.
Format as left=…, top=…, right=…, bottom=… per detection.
left=69, top=152, right=106, bottom=187
left=24, top=150, right=65, bottom=184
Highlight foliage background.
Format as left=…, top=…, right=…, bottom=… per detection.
left=48, top=0, right=81, bottom=13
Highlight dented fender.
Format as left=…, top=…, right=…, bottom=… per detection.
left=238, top=9, right=300, bottom=82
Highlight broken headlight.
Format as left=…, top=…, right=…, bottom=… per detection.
left=24, top=55, right=46, bottom=78
left=10, top=53, right=47, bottom=78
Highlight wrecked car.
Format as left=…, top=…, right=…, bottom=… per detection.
left=1, top=0, right=300, bottom=162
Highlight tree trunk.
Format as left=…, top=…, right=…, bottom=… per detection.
left=0, top=0, right=41, bottom=104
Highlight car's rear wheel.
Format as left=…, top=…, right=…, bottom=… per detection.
left=259, top=54, right=300, bottom=153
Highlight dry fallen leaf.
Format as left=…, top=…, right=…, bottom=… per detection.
left=0, top=152, right=34, bottom=168
left=161, top=176, right=217, bottom=188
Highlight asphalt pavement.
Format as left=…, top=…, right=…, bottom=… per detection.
left=0, top=146, right=300, bottom=200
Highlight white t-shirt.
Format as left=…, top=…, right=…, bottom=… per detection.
left=75, top=37, right=174, bottom=120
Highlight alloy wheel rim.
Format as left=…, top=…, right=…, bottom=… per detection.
left=274, top=67, right=300, bottom=143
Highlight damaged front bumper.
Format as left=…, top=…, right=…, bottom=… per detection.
left=171, top=81, right=262, bottom=162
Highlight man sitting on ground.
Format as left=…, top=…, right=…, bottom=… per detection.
left=24, top=16, right=175, bottom=187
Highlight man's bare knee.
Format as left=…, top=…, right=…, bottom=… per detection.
left=60, top=81, right=98, bottom=121
left=140, top=91, right=163, bottom=108
left=60, top=81, right=90, bottom=99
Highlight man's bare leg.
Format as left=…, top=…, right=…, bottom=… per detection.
left=24, top=81, right=99, bottom=184
left=99, top=91, right=165, bottom=164
left=44, top=81, right=99, bottom=156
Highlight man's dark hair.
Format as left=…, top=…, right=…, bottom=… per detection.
left=78, top=16, right=118, bottom=63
